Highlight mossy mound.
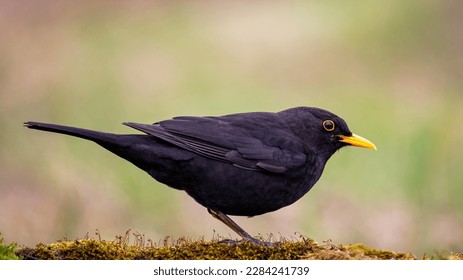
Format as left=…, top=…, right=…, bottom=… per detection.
left=16, top=235, right=417, bottom=260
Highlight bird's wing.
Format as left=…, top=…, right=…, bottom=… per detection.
left=124, top=114, right=307, bottom=173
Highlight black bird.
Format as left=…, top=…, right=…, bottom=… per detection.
left=24, top=107, right=376, bottom=245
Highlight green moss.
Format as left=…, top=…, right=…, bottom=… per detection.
left=15, top=233, right=420, bottom=260
left=11, top=232, right=460, bottom=260
left=17, top=238, right=317, bottom=260
left=0, top=234, right=21, bottom=260
left=19, top=240, right=140, bottom=260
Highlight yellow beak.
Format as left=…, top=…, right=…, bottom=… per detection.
left=338, top=133, right=377, bottom=150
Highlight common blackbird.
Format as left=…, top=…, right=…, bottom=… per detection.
left=24, top=106, right=376, bottom=245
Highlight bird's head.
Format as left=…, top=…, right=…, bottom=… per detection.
left=279, top=107, right=376, bottom=160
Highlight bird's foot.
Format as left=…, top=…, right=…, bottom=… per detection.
left=208, top=209, right=277, bottom=247
left=218, top=237, right=276, bottom=247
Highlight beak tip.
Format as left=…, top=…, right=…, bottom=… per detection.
left=339, top=133, right=377, bottom=150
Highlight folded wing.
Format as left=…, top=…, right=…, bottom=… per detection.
left=124, top=113, right=308, bottom=173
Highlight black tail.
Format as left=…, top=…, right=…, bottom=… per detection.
left=24, top=121, right=118, bottom=143
left=24, top=121, right=163, bottom=172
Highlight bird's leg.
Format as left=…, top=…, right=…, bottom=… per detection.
left=207, top=208, right=271, bottom=246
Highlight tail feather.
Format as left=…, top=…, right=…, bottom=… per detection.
left=24, top=121, right=166, bottom=172
left=24, top=121, right=116, bottom=143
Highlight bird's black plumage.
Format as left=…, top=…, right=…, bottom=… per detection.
left=24, top=106, right=376, bottom=244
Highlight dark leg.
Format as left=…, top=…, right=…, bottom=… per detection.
left=207, top=208, right=272, bottom=246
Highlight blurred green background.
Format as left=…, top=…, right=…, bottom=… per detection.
left=1, top=0, right=462, bottom=256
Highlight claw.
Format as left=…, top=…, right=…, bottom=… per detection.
left=217, top=237, right=276, bottom=247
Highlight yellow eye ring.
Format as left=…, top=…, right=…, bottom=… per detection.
left=323, top=120, right=335, bottom=131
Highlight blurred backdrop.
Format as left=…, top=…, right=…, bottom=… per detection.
left=1, top=0, right=462, bottom=256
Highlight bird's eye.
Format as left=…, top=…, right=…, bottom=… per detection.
left=323, top=120, right=335, bottom=131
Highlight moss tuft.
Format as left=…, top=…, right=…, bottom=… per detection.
left=340, top=243, right=415, bottom=260
left=0, top=234, right=21, bottom=260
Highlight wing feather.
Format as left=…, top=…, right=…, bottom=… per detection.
left=124, top=113, right=307, bottom=173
